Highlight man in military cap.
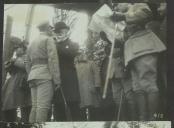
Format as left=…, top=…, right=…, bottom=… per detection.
left=26, top=21, right=61, bottom=122
left=124, top=4, right=166, bottom=120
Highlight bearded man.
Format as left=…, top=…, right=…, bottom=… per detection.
left=53, top=22, right=81, bottom=121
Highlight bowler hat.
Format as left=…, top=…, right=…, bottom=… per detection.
left=54, top=22, right=70, bottom=33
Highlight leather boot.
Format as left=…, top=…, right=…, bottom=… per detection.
left=147, top=92, right=159, bottom=120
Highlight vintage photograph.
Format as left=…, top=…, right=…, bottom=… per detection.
left=1, top=1, right=167, bottom=125
left=0, top=121, right=171, bottom=128
left=35, top=121, right=171, bottom=128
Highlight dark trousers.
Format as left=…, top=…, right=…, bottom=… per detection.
left=131, top=54, right=159, bottom=120
left=21, top=106, right=31, bottom=122
left=80, top=107, right=101, bottom=121
left=135, top=91, right=159, bottom=120
left=2, top=106, right=31, bottom=122
left=2, top=109, right=17, bottom=122
left=98, top=105, right=116, bottom=121
left=53, top=101, right=82, bottom=121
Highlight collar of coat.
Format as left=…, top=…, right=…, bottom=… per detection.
left=129, top=29, right=151, bottom=39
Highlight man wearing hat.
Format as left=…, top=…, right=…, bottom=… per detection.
left=53, top=22, right=81, bottom=121
left=124, top=4, right=166, bottom=120
left=26, top=21, right=61, bottom=122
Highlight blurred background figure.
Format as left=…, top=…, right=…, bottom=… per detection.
left=75, top=49, right=102, bottom=121
left=1, top=40, right=31, bottom=122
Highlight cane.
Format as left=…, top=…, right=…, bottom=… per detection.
left=102, top=39, right=115, bottom=99
left=116, top=89, right=124, bottom=121
left=59, top=86, right=72, bottom=121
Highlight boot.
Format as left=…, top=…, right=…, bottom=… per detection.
left=135, top=91, right=147, bottom=120
left=147, top=92, right=159, bottom=120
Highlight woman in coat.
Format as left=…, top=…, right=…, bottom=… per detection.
left=75, top=51, right=102, bottom=121
left=1, top=45, right=31, bottom=122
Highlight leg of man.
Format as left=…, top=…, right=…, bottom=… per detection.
left=131, top=60, right=147, bottom=120
left=68, top=101, right=81, bottom=121
left=21, top=106, right=31, bottom=122
left=29, top=82, right=37, bottom=123
left=36, top=80, right=54, bottom=122
left=122, top=74, right=137, bottom=120
left=134, top=91, right=147, bottom=120
left=112, top=78, right=126, bottom=120
left=144, top=55, right=159, bottom=120
left=2, top=109, right=17, bottom=122
left=54, top=102, right=66, bottom=121
left=125, top=90, right=137, bottom=120
left=131, top=54, right=159, bottom=121
left=147, top=92, right=159, bottom=120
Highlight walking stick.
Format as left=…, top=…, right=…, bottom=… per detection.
left=117, top=89, right=124, bottom=121
left=59, top=86, right=72, bottom=121
left=102, top=40, right=115, bottom=99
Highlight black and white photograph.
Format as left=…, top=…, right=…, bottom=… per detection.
left=1, top=0, right=171, bottom=127
left=28, top=121, right=172, bottom=128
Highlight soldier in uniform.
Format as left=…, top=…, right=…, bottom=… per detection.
left=26, top=21, right=61, bottom=123
left=124, top=4, right=166, bottom=120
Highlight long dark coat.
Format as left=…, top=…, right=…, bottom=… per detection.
left=1, top=56, right=31, bottom=111
left=55, top=39, right=80, bottom=103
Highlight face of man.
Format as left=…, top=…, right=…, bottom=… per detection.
left=55, top=28, right=69, bottom=37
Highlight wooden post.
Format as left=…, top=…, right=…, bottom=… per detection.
left=25, top=5, right=35, bottom=42
left=2, top=15, right=13, bottom=85
left=1, top=16, right=13, bottom=120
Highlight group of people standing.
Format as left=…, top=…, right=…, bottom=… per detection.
left=1, top=3, right=167, bottom=123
